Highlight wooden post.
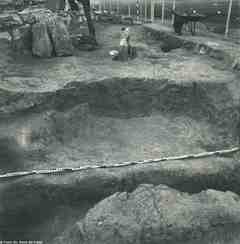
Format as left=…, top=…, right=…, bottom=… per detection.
left=128, top=4, right=131, bottom=17
left=172, top=0, right=176, bottom=25
left=99, top=0, right=102, bottom=12
left=136, top=0, right=140, bottom=21
left=103, top=0, right=105, bottom=11
left=140, top=0, right=143, bottom=22
left=225, top=0, right=233, bottom=38
left=151, top=0, right=155, bottom=22
left=161, top=0, right=165, bottom=24
left=145, top=0, right=147, bottom=22
left=109, top=0, right=112, bottom=13
left=117, top=0, right=120, bottom=14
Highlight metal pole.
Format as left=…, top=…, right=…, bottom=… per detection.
left=225, top=0, right=233, bottom=38
left=151, top=0, right=155, bottom=22
left=161, top=0, right=165, bottom=24
left=172, top=0, right=176, bottom=25
left=128, top=4, right=131, bottom=17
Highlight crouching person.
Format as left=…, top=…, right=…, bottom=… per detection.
left=111, top=27, right=137, bottom=61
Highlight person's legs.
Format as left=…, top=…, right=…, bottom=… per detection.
left=193, top=22, right=196, bottom=35
left=119, top=46, right=128, bottom=61
left=128, top=44, right=131, bottom=56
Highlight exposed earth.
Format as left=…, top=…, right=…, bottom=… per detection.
left=0, top=22, right=240, bottom=244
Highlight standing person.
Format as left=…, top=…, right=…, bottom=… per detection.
left=125, top=27, right=131, bottom=56
left=119, top=27, right=130, bottom=61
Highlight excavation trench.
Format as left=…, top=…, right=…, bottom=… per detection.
left=0, top=77, right=240, bottom=242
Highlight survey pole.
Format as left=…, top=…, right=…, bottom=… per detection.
left=225, top=0, right=233, bottom=38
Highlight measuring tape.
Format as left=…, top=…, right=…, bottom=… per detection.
left=0, top=147, right=238, bottom=180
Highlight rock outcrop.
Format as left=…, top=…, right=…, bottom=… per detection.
left=27, top=8, right=73, bottom=57
left=0, top=0, right=46, bottom=11
left=47, top=16, right=74, bottom=56
left=56, top=184, right=240, bottom=244
left=32, top=20, right=53, bottom=57
left=0, top=8, right=73, bottom=58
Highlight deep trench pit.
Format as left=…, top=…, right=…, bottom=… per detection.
left=0, top=78, right=238, bottom=173
left=1, top=77, right=240, bottom=243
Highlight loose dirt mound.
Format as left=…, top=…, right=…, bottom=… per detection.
left=1, top=155, right=240, bottom=242
left=55, top=184, right=240, bottom=244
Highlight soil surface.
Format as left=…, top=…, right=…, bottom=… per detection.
left=0, top=22, right=240, bottom=244
left=0, top=24, right=237, bottom=92
left=0, top=23, right=239, bottom=173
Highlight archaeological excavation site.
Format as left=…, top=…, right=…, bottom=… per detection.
left=0, top=0, right=240, bottom=243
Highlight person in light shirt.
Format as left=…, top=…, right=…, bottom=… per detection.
left=119, top=27, right=130, bottom=61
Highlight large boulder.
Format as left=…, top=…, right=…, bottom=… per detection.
left=11, top=24, right=32, bottom=52
left=32, top=20, right=53, bottom=57
left=18, top=7, right=53, bottom=24
left=56, top=184, right=240, bottom=244
left=0, top=13, right=23, bottom=31
left=47, top=16, right=73, bottom=57
left=19, top=8, right=73, bottom=57
left=0, top=7, right=74, bottom=58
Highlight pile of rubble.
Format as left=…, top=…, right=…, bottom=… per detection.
left=0, top=7, right=74, bottom=57
left=0, top=0, right=46, bottom=12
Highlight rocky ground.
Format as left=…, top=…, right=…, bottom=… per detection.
left=0, top=21, right=240, bottom=243
left=55, top=184, right=240, bottom=244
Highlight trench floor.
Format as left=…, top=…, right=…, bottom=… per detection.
left=0, top=109, right=232, bottom=173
